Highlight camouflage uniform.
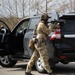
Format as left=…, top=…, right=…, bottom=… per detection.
left=25, top=13, right=55, bottom=74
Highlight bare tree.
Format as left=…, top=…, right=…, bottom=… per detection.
left=73, top=0, right=75, bottom=12
left=0, top=0, right=20, bottom=29
left=0, top=0, right=75, bottom=29
left=21, top=0, right=26, bottom=18
left=30, top=0, right=40, bottom=15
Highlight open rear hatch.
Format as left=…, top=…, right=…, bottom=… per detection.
left=60, top=14, right=75, bottom=48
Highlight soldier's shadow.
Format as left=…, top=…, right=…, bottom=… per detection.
left=9, top=63, right=35, bottom=71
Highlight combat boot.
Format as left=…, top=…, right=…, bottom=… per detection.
left=25, top=72, right=33, bottom=75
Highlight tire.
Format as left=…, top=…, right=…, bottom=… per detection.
left=0, top=55, right=17, bottom=67
left=35, top=58, right=56, bottom=73
left=35, top=58, right=45, bottom=73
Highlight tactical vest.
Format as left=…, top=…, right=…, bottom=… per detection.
left=36, top=22, right=48, bottom=41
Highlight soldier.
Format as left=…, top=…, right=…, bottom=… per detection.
left=25, top=13, right=55, bottom=75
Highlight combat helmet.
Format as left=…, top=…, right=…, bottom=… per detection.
left=40, top=13, right=50, bottom=21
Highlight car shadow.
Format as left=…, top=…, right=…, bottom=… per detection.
left=7, top=62, right=75, bottom=75
left=52, top=63, right=75, bottom=75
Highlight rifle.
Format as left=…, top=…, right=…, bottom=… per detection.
left=50, top=19, right=66, bottom=24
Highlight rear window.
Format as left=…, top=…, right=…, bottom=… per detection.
left=61, top=19, right=75, bottom=35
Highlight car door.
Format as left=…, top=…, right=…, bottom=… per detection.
left=0, top=20, right=11, bottom=56
left=11, top=18, right=30, bottom=55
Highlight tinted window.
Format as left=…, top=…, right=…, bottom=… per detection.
left=61, top=19, right=75, bottom=35
left=16, top=19, right=29, bottom=33
left=29, top=17, right=40, bottom=30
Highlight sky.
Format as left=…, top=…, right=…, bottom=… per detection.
left=0, top=0, right=74, bottom=18
left=0, top=0, right=2, bottom=9
left=0, top=0, right=31, bottom=17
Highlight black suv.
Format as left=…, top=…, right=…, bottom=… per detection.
left=0, top=12, right=75, bottom=73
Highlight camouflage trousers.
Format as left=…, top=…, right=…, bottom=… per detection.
left=26, top=42, right=52, bottom=73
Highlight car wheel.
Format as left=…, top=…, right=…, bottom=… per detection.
left=0, top=55, right=17, bottom=67
left=35, top=58, right=45, bottom=73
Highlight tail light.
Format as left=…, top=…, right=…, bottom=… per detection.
left=60, top=55, right=66, bottom=59
left=50, top=29, right=61, bottom=40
